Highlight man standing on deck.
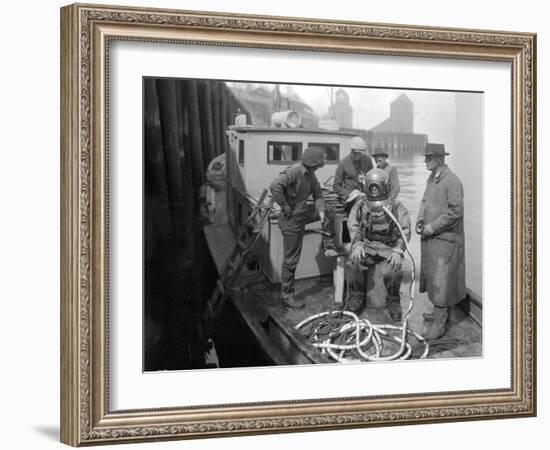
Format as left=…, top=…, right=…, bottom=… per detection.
left=346, top=168, right=411, bottom=320
left=372, top=147, right=400, bottom=200
left=269, top=147, right=327, bottom=309
left=416, top=143, right=466, bottom=340
left=333, top=136, right=374, bottom=212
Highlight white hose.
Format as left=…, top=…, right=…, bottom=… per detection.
left=294, top=204, right=429, bottom=362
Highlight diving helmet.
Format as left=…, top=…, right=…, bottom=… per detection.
left=362, top=168, right=389, bottom=210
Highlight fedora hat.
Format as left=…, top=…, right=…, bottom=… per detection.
left=372, top=147, right=389, bottom=158
left=423, top=143, right=449, bottom=156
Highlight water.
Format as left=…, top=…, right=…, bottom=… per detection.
left=393, top=157, right=482, bottom=297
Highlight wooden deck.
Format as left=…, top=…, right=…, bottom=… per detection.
left=204, top=222, right=482, bottom=365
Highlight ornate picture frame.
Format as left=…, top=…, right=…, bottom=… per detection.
left=60, top=3, right=536, bottom=446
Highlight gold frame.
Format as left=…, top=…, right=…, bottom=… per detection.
left=60, top=2, right=537, bottom=446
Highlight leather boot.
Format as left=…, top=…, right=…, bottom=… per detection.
left=282, top=294, right=305, bottom=309
left=321, top=215, right=336, bottom=251
left=322, top=234, right=336, bottom=251
left=425, top=306, right=449, bottom=340
left=387, top=295, right=402, bottom=322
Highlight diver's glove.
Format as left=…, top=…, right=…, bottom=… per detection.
left=350, top=242, right=366, bottom=264
left=387, top=250, right=403, bottom=271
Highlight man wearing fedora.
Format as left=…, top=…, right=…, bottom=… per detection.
left=416, top=143, right=466, bottom=340
left=372, top=147, right=400, bottom=200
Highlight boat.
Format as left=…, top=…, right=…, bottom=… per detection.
left=202, top=110, right=482, bottom=366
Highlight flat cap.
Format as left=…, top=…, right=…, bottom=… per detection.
left=301, top=146, right=325, bottom=168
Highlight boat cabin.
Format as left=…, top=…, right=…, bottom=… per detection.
left=224, top=112, right=357, bottom=283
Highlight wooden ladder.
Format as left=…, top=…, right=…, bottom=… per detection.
left=197, top=189, right=273, bottom=341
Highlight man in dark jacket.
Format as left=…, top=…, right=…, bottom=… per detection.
left=269, top=147, right=327, bottom=308
left=416, top=143, right=466, bottom=340
left=333, top=136, right=374, bottom=211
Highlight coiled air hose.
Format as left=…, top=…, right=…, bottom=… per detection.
left=295, top=205, right=429, bottom=362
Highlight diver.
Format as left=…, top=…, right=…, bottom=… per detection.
left=346, top=168, right=411, bottom=320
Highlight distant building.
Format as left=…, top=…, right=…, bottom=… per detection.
left=325, top=89, right=353, bottom=129
left=345, top=94, right=427, bottom=158
left=371, top=94, right=414, bottom=133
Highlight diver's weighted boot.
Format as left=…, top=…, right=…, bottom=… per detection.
left=387, top=296, right=402, bottom=322
left=345, top=291, right=365, bottom=315
left=425, top=306, right=449, bottom=340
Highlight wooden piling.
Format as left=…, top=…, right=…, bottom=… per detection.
left=198, top=80, right=217, bottom=167
left=185, top=79, right=206, bottom=190
left=211, top=82, right=222, bottom=157
left=144, top=78, right=172, bottom=238
left=156, top=79, right=185, bottom=222
left=220, top=83, right=229, bottom=156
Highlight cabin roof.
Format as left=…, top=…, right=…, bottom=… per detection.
left=228, top=126, right=359, bottom=137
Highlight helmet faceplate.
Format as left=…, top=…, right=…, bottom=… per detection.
left=363, top=168, right=389, bottom=202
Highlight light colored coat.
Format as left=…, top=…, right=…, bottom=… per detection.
left=417, top=165, right=466, bottom=306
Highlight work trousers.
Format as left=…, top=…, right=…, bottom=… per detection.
left=280, top=228, right=305, bottom=297
left=278, top=203, right=335, bottom=296
left=348, top=256, right=403, bottom=307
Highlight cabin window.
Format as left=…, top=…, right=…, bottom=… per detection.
left=267, top=141, right=302, bottom=164
left=238, top=140, right=245, bottom=166
left=308, top=143, right=340, bottom=163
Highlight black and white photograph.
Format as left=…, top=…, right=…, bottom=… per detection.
left=143, top=78, right=483, bottom=371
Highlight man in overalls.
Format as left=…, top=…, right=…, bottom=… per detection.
left=269, top=147, right=327, bottom=308
left=346, top=169, right=411, bottom=320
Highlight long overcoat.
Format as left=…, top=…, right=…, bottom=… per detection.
left=418, top=165, right=466, bottom=306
